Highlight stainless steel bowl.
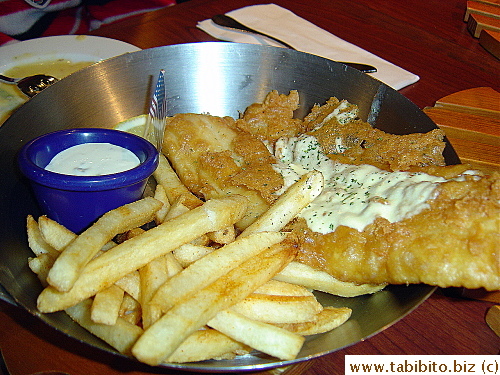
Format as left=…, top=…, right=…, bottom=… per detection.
left=0, top=42, right=457, bottom=372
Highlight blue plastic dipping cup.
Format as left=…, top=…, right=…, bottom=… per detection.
left=18, top=128, right=159, bottom=233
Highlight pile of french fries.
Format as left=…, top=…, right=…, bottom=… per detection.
left=26, top=154, right=383, bottom=366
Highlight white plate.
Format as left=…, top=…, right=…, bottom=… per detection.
left=0, top=35, right=140, bottom=70
left=0, top=35, right=141, bottom=124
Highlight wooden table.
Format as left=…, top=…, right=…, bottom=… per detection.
left=1, top=0, right=499, bottom=374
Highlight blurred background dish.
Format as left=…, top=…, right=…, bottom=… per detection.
left=0, top=42, right=458, bottom=372
left=0, top=35, right=140, bottom=125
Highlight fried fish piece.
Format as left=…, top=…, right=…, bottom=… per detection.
left=163, top=112, right=283, bottom=229
left=293, top=172, right=500, bottom=290
left=305, top=106, right=446, bottom=171
left=162, top=91, right=499, bottom=291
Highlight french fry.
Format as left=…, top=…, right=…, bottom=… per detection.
left=38, top=215, right=76, bottom=251
left=65, top=299, right=143, bottom=355
left=172, top=244, right=214, bottom=267
left=38, top=215, right=116, bottom=256
left=91, top=285, right=124, bottom=325
left=28, top=253, right=57, bottom=286
left=164, top=253, right=183, bottom=277
left=274, top=261, right=386, bottom=297
left=231, top=293, right=323, bottom=323
left=131, top=242, right=296, bottom=366
left=139, top=256, right=170, bottom=329
left=150, top=231, right=287, bottom=313
left=153, top=153, right=202, bottom=209
left=254, top=279, right=314, bottom=297
left=119, top=293, right=142, bottom=325
left=167, top=329, right=250, bottom=363
left=208, top=225, right=236, bottom=245
left=114, top=271, right=141, bottom=301
left=162, top=194, right=212, bottom=251
left=163, top=194, right=191, bottom=221
left=207, top=309, right=304, bottom=361
left=26, top=215, right=58, bottom=256
left=37, top=194, right=249, bottom=313
left=115, top=227, right=146, bottom=243
left=274, top=306, right=352, bottom=335
left=240, top=170, right=324, bottom=237
left=47, top=197, right=163, bottom=292
left=153, top=184, right=170, bottom=224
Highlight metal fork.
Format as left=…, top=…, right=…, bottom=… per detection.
left=143, top=70, right=167, bottom=151
left=211, top=14, right=378, bottom=73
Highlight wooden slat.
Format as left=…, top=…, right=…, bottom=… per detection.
left=424, top=107, right=500, bottom=143
left=434, top=87, right=500, bottom=118
left=479, top=29, right=500, bottom=58
left=424, top=87, right=500, bottom=174
left=474, top=0, right=500, bottom=6
left=445, top=137, right=500, bottom=173
left=467, top=13, right=500, bottom=37
left=465, top=0, right=500, bottom=21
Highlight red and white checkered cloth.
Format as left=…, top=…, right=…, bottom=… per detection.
left=0, top=0, right=176, bottom=45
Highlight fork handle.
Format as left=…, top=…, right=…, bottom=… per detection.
left=0, top=74, right=18, bottom=84
left=212, top=14, right=296, bottom=50
left=211, top=15, right=377, bottom=73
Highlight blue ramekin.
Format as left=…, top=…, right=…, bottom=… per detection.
left=18, top=128, right=159, bottom=233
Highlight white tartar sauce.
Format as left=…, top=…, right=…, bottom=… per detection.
left=45, top=142, right=140, bottom=176
left=272, top=135, right=448, bottom=233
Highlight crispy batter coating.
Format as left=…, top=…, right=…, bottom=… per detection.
left=293, top=173, right=500, bottom=290
left=163, top=91, right=500, bottom=290
left=307, top=117, right=446, bottom=171
left=234, top=90, right=304, bottom=142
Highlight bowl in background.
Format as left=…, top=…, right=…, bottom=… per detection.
left=18, top=128, right=158, bottom=233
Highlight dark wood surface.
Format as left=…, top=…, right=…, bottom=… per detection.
left=1, top=0, right=498, bottom=374
left=88, top=0, right=499, bottom=109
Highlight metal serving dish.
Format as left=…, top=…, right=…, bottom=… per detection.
left=0, top=42, right=458, bottom=372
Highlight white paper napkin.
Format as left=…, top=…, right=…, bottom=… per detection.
left=198, top=4, right=419, bottom=90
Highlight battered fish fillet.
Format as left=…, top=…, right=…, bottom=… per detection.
left=162, top=112, right=283, bottom=229
left=162, top=90, right=500, bottom=291
left=293, top=173, right=500, bottom=290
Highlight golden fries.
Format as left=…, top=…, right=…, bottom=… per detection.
left=150, top=231, right=287, bottom=313
left=274, top=306, right=352, bottom=335
left=241, top=170, right=324, bottom=237
left=153, top=154, right=202, bottom=209
left=38, top=215, right=77, bottom=251
left=26, top=215, right=58, bottom=256
left=275, top=261, right=386, bottom=297
left=65, top=299, right=143, bottom=355
left=47, top=197, right=163, bottom=292
left=231, top=293, right=323, bottom=324
left=207, top=309, right=304, bottom=360
left=91, top=285, right=124, bottom=325
left=132, top=243, right=295, bottom=366
left=24, top=115, right=363, bottom=366
left=37, top=194, right=249, bottom=312
left=167, top=329, right=250, bottom=363
left=26, top=179, right=358, bottom=366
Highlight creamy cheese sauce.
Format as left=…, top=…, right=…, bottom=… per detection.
left=45, top=143, right=140, bottom=176
left=272, top=135, right=448, bottom=233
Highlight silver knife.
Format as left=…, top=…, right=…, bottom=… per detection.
left=211, top=14, right=377, bottom=73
